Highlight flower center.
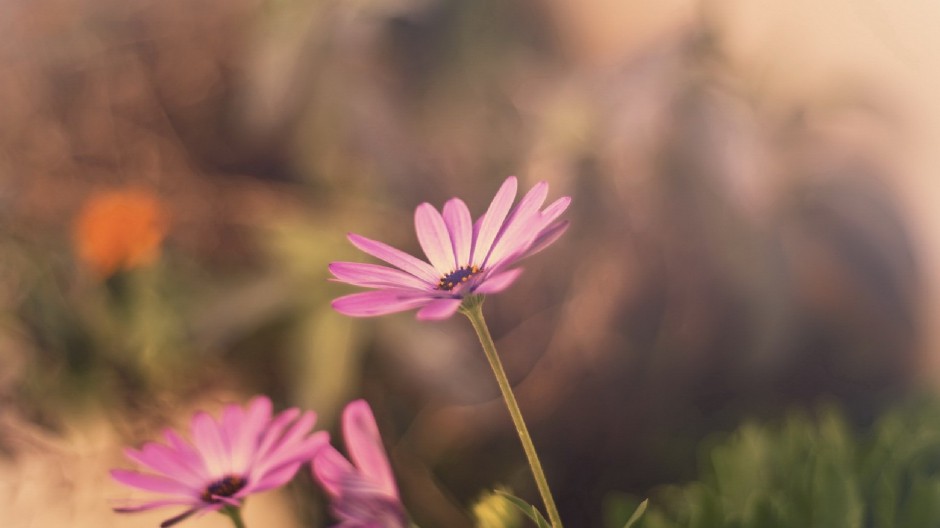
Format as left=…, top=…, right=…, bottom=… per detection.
left=437, top=265, right=481, bottom=291
left=200, top=475, right=247, bottom=503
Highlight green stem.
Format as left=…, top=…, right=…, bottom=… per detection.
left=460, top=296, right=563, bottom=528
left=221, top=506, right=247, bottom=528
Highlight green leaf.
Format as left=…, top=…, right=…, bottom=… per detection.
left=495, top=490, right=552, bottom=528
left=623, top=499, right=648, bottom=528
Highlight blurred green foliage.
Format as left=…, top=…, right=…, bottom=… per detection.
left=604, top=399, right=940, bottom=528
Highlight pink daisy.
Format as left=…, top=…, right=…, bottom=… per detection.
left=330, top=176, right=571, bottom=320
left=110, top=396, right=328, bottom=527
left=312, top=400, right=407, bottom=528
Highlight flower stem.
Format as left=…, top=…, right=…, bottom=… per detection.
left=221, top=506, right=247, bottom=528
left=460, top=297, right=563, bottom=528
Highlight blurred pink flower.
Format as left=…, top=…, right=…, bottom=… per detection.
left=331, top=176, right=571, bottom=320
left=110, top=396, right=328, bottom=527
left=312, top=400, right=407, bottom=528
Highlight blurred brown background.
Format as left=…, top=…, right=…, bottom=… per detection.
left=2, top=0, right=940, bottom=527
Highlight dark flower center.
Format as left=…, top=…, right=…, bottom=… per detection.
left=437, top=265, right=480, bottom=291
left=200, top=475, right=247, bottom=503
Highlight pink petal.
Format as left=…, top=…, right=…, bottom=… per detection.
left=485, top=184, right=566, bottom=268
left=248, top=461, right=304, bottom=493
left=110, top=469, right=195, bottom=497
left=415, top=298, right=463, bottom=320
left=162, top=430, right=209, bottom=478
left=348, top=234, right=440, bottom=284
left=332, top=290, right=433, bottom=317
left=254, top=426, right=327, bottom=478
left=249, top=431, right=327, bottom=490
left=343, top=400, right=398, bottom=498
left=190, top=412, right=228, bottom=477
left=476, top=268, right=524, bottom=294
left=312, top=446, right=356, bottom=498
left=521, top=220, right=569, bottom=260
left=442, top=198, right=473, bottom=267
left=471, top=176, right=518, bottom=266
left=415, top=203, right=456, bottom=274
left=539, top=196, right=572, bottom=226
left=249, top=407, right=300, bottom=467
left=229, top=396, right=273, bottom=474
left=112, top=499, right=198, bottom=514
left=160, top=507, right=204, bottom=528
left=480, top=183, right=547, bottom=266
left=123, top=444, right=204, bottom=488
left=330, top=262, right=432, bottom=290
left=256, top=410, right=317, bottom=466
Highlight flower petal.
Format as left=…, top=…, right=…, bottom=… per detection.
left=415, top=203, right=456, bottom=274
left=415, top=298, right=463, bottom=320
left=520, top=220, right=569, bottom=261
left=538, top=196, right=572, bottom=227
left=348, top=234, right=440, bottom=284
left=442, top=198, right=473, bottom=267
left=312, top=445, right=357, bottom=498
left=342, top=400, right=398, bottom=498
left=110, top=470, right=195, bottom=497
left=112, top=499, right=197, bottom=514
left=482, top=182, right=549, bottom=267
left=248, top=461, right=304, bottom=494
left=123, top=444, right=204, bottom=489
left=332, top=290, right=433, bottom=317
left=471, top=176, right=517, bottom=266
left=476, top=268, right=524, bottom=294
left=330, top=262, right=432, bottom=290
left=228, top=396, right=273, bottom=474
left=190, top=412, right=228, bottom=477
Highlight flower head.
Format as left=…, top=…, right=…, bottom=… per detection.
left=331, top=176, right=570, bottom=320
left=73, top=187, right=169, bottom=278
left=312, top=400, right=407, bottom=528
left=111, top=396, right=328, bottom=527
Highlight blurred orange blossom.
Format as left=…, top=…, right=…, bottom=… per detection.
left=72, top=187, right=169, bottom=278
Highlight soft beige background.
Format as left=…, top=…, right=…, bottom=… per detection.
left=4, top=0, right=940, bottom=526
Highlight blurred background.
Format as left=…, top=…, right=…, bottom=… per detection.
left=3, top=0, right=940, bottom=526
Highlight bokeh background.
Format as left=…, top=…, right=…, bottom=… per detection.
left=4, top=0, right=940, bottom=526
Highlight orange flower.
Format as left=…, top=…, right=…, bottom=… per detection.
left=73, top=188, right=169, bottom=278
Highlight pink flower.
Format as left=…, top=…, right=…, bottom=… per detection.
left=312, top=400, right=407, bottom=528
left=110, top=396, right=328, bottom=527
left=331, top=176, right=571, bottom=320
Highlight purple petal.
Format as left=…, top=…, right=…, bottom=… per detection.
left=485, top=185, right=567, bottom=268
left=312, top=446, right=356, bottom=498
left=228, top=396, right=273, bottom=474
left=123, top=444, right=204, bottom=488
left=110, top=469, right=195, bottom=497
left=476, top=268, right=524, bottom=294
left=471, top=176, right=517, bottom=266
left=332, top=290, right=433, bottom=317
left=442, top=198, right=473, bottom=267
left=415, top=298, right=463, bottom=320
left=539, top=196, right=572, bottom=226
left=330, top=262, right=432, bottom=290
left=190, top=412, right=228, bottom=477
left=521, top=220, right=569, bottom=260
left=112, top=499, right=198, bottom=514
left=159, top=507, right=203, bottom=528
left=250, top=407, right=300, bottom=467
left=248, top=431, right=327, bottom=490
left=248, top=461, right=304, bottom=494
left=256, top=410, right=317, bottom=465
left=254, top=426, right=328, bottom=478
left=415, top=203, right=456, bottom=274
left=348, top=234, right=440, bottom=284
left=342, top=400, right=398, bottom=498
left=162, top=429, right=209, bottom=478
